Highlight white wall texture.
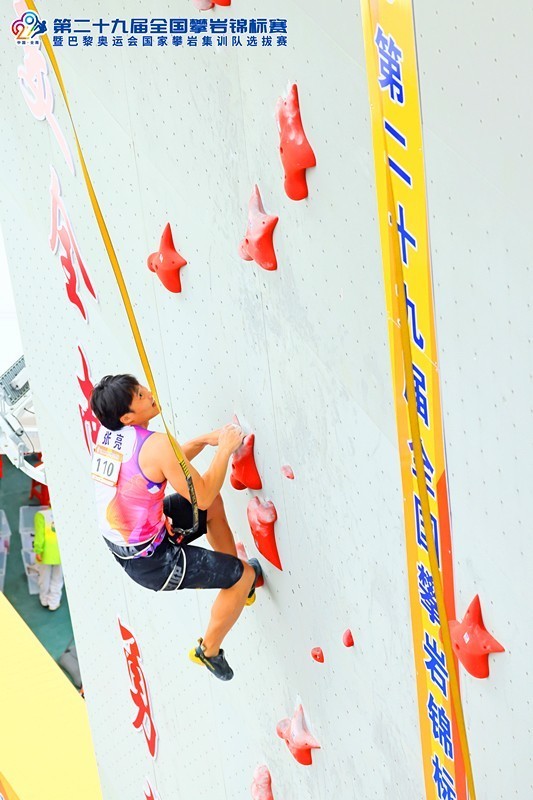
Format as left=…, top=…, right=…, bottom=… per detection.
left=0, top=1, right=531, bottom=798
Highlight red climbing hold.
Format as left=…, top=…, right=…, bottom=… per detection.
left=247, top=497, right=282, bottom=570
left=251, top=765, right=274, bottom=800
left=281, top=465, right=294, bottom=480
left=235, top=541, right=264, bottom=588
left=238, top=185, right=278, bottom=271
left=275, top=84, right=316, bottom=201
left=343, top=629, right=354, bottom=648
left=230, top=433, right=263, bottom=491
left=193, top=0, right=230, bottom=7
left=449, top=595, right=505, bottom=679
left=235, top=540, right=248, bottom=562
left=147, top=223, right=187, bottom=294
left=276, top=704, right=320, bottom=766
left=311, top=647, right=324, bottom=663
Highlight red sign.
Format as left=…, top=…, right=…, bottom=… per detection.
left=76, top=345, right=100, bottom=453
left=14, top=0, right=74, bottom=173
left=118, top=619, right=158, bottom=759
left=49, top=166, right=97, bottom=321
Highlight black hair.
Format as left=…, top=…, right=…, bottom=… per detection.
left=90, top=374, right=139, bottom=431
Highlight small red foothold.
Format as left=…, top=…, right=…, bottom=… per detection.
left=276, top=84, right=316, bottom=201
left=235, top=540, right=248, bottom=562
left=239, top=185, right=279, bottom=271
left=147, top=223, right=187, bottom=294
left=343, top=629, right=354, bottom=648
left=281, top=465, right=294, bottom=480
left=311, top=647, right=324, bottom=663
left=251, top=765, right=274, bottom=800
left=449, top=595, right=505, bottom=679
left=230, top=433, right=263, bottom=491
left=247, top=497, right=282, bottom=570
left=235, top=541, right=264, bottom=588
left=276, top=704, right=320, bottom=766
left=193, top=0, right=229, bottom=6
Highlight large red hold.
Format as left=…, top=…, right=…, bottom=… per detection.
left=230, top=433, right=263, bottom=490
left=449, top=595, right=505, bottom=679
left=238, top=185, right=278, bottom=271
left=251, top=765, right=274, bottom=800
left=147, top=223, right=187, bottom=293
left=275, top=84, right=316, bottom=201
left=247, top=497, right=281, bottom=570
left=276, top=704, right=320, bottom=766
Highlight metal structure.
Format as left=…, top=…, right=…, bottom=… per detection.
left=0, top=356, right=45, bottom=483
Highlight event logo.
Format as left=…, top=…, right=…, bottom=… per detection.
left=11, top=10, right=47, bottom=44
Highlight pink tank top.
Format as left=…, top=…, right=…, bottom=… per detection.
left=93, top=425, right=167, bottom=546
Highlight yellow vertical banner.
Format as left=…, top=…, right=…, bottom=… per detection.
left=360, top=2, right=472, bottom=798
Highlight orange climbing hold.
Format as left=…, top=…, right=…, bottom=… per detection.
left=449, top=595, right=505, bottom=679
left=311, top=647, right=324, bottom=663
left=238, top=185, right=278, bottom=271
left=230, top=433, right=263, bottom=490
left=276, top=83, right=316, bottom=201
left=276, top=704, right=320, bottom=766
left=281, top=465, right=294, bottom=479
left=343, top=629, right=354, bottom=647
left=247, top=497, right=281, bottom=570
left=251, top=765, right=274, bottom=800
left=147, top=223, right=187, bottom=294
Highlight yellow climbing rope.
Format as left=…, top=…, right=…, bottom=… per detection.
left=26, top=0, right=199, bottom=532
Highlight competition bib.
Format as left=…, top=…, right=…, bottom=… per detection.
left=91, top=444, right=123, bottom=487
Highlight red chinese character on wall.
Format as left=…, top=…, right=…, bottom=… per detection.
left=14, top=0, right=74, bottom=173
left=144, top=780, right=161, bottom=800
left=49, top=166, right=97, bottom=321
left=118, top=619, right=158, bottom=759
left=77, top=346, right=100, bottom=454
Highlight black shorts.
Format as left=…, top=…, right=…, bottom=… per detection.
left=106, top=493, right=244, bottom=592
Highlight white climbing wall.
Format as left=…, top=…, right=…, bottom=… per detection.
left=0, top=1, right=531, bottom=798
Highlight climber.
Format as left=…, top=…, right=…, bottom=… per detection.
left=89, top=374, right=262, bottom=682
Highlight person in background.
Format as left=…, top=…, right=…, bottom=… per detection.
left=34, top=507, right=64, bottom=611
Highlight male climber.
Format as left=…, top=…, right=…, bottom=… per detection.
left=89, top=374, right=262, bottom=681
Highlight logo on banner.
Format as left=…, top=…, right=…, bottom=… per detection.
left=11, top=10, right=47, bottom=44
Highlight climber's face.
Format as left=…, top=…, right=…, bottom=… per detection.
left=120, top=385, right=160, bottom=427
